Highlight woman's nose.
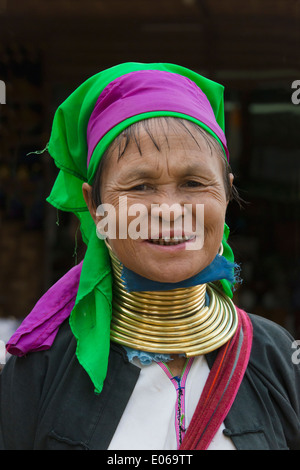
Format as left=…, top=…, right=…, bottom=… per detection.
left=150, top=201, right=187, bottom=222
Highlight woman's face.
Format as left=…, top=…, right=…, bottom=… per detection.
left=83, top=119, right=233, bottom=284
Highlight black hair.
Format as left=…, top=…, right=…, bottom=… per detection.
left=91, top=117, right=243, bottom=208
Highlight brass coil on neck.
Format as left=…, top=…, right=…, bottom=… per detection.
left=106, top=241, right=238, bottom=356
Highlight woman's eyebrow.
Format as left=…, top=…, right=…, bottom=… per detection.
left=120, top=168, right=160, bottom=181
left=178, top=163, right=205, bottom=176
left=120, top=162, right=206, bottom=182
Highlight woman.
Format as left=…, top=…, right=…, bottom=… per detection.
left=0, top=62, right=299, bottom=450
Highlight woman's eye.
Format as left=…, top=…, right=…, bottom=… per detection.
left=130, top=184, right=149, bottom=191
left=184, top=180, right=203, bottom=188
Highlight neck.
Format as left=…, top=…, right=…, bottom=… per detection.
left=106, top=242, right=238, bottom=357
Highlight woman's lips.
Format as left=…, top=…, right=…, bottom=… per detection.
left=143, top=234, right=196, bottom=251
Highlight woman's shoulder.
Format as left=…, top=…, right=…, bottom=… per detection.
left=246, top=312, right=300, bottom=394
left=248, top=312, right=296, bottom=353
left=1, top=319, right=76, bottom=384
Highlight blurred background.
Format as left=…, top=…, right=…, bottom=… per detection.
left=0, top=0, right=299, bottom=343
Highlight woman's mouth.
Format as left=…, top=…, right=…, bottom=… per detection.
left=147, top=235, right=195, bottom=246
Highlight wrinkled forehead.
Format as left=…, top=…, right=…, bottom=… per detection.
left=111, top=117, right=224, bottom=161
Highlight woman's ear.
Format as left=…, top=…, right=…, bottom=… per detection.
left=82, top=182, right=97, bottom=223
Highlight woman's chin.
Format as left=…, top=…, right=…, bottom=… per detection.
left=132, top=265, right=201, bottom=285
left=111, top=240, right=213, bottom=285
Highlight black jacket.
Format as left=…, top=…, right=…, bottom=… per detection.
left=0, top=313, right=299, bottom=450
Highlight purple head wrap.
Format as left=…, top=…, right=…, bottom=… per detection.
left=86, top=70, right=229, bottom=167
